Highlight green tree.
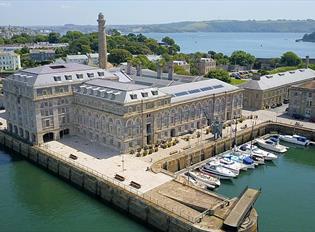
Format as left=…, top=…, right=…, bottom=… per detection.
left=213, top=52, right=229, bottom=65
left=162, top=36, right=175, bottom=46
left=205, top=69, right=231, bottom=83
left=280, top=51, right=301, bottom=66
left=108, top=48, right=132, bottom=65
left=68, top=36, right=92, bottom=54
left=48, top=32, right=61, bottom=43
left=174, top=65, right=190, bottom=75
left=230, top=50, right=255, bottom=66
left=35, top=34, right=48, bottom=42
left=0, top=37, right=4, bottom=45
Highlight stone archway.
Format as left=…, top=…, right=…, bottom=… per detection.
left=43, top=132, right=54, bottom=143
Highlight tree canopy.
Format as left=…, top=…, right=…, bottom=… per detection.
left=280, top=51, right=301, bottom=66
left=229, top=50, right=256, bottom=66
left=205, top=69, right=231, bottom=83
left=108, top=48, right=132, bottom=65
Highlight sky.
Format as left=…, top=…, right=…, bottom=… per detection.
left=0, top=0, right=315, bottom=26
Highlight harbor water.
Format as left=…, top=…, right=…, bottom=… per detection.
left=1, top=144, right=315, bottom=232
left=144, top=32, right=315, bottom=58
left=216, top=144, right=315, bottom=232
left=0, top=150, right=149, bottom=232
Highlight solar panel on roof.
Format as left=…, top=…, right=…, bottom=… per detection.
left=188, top=89, right=201, bottom=94
left=213, top=85, right=223, bottom=89
left=201, top=86, right=213, bottom=91
left=174, top=91, right=188, bottom=97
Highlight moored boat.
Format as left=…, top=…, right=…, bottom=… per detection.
left=201, top=163, right=238, bottom=179
left=255, top=138, right=288, bottom=153
left=279, top=134, right=310, bottom=146
left=239, top=144, right=278, bottom=161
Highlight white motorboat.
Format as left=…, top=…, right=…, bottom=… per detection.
left=279, top=134, right=310, bottom=146
left=188, top=170, right=221, bottom=187
left=215, top=157, right=243, bottom=174
left=239, top=144, right=278, bottom=161
left=255, top=138, right=288, bottom=153
left=201, top=163, right=238, bottom=179
left=222, top=153, right=255, bottom=170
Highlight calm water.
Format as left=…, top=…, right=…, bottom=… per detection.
left=0, top=150, right=149, bottom=232
left=1, top=145, right=315, bottom=232
left=216, top=144, right=315, bottom=232
left=144, top=32, right=315, bottom=58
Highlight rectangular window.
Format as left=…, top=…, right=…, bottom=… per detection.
left=76, top=74, right=84, bottom=79
left=87, top=73, right=94, bottom=78
left=45, top=120, right=50, bottom=127
left=97, top=71, right=104, bottom=77
left=53, top=76, right=61, bottom=82
left=151, top=90, right=158, bottom=96
left=141, top=92, right=148, bottom=97
left=65, top=75, right=72, bottom=80
left=130, top=94, right=137, bottom=100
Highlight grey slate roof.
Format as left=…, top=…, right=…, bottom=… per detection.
left=160, top=78, right=239, bottom=103
left=240, top=69, right=315, bottom=91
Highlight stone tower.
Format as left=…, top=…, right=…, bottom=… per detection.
left=97, top=13, right=107, bottom=69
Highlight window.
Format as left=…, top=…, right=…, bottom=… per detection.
left=130, top=94, right=137, bottom=100
left=87, top=73, right=94, bottom=78
left=65, top=75, right=72, bottom=80
left=53, top=76, right=61, bottom=82
left=151, top=90, right=158, bottom=96
left=45, top=120, right=50, bottom=127
left=76, top=74, right=84, bottom=79
left=97, top=71, right=104, bottom=77
left=141, top=92, right=148, bottom=97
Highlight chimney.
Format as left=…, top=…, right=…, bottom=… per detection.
left=306, top=56, right=310, bottom=69
left=157, top=63, right=162, bottom=79
left=97, top=13, right=107, bottom=69
left=136, top=64, right=142, bottom=76
left=168, top=61, right=174, bottom=80
left=126, top=61, right=132, bottom=75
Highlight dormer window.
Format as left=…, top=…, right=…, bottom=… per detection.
left=141, top=92, right=148, bottom=97
left=65, top=75, right=72, bottom=80
left=130, top=94, right=137, bottom=100
left=98, top=71, right=104, bottom=77
left=87, top=73, right=94, bottom=78
left=76, top=74, right=84, bottom=79
left=53, top=76, right=61, bottom=81
left=151, top=90, right=158, bottom=96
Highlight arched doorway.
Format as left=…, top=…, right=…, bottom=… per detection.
left=43, top=132, right=54, bottom=143
left=59, top=129, right=70, bottom=139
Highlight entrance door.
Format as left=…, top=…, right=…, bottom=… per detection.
left=171, top=128, right=176, bottom=137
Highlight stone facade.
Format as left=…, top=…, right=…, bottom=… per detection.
left=198, top=58, right=216, bottom=75
left=242, top=69, right=315, bottom=110
left=288, top=80, right=315, bottom=121
left=0, top=51, right=21, bottom=71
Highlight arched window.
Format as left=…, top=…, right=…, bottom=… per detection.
left=126, top=120, right=133, bottom=137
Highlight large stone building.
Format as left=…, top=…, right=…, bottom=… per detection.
left=3, top=63, right=113, bottom=144
left=0, top=51, right=21, bottom=71
left=288, top=80, right=315, bottom=121
left=241, top=69, right=315, bottom=110
left=3, top=62, right=243, bottom=152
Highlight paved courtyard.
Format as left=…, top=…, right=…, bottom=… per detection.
left=43, top=136, right=172, bottom=193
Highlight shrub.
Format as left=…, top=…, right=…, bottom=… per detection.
left=136, top=147, right=142, bottom=152
left=136, top=152, right=141, bottom=157
left=149, top=149, right=153, bottom=154
left=172, top=140, right=177, bottom=146
left=154, top=147, right=159, bottom=152
left=175, top=138, right=179, bottom=144
left=129, top=150, right=135, bottom=154
left=143, top=150, right=148, bottom=156
left=143, top=145, right=148, bottom=150
left=197, top=132, right=201, bottom=138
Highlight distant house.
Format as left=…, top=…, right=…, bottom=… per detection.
left=30, top=49, right=56, bottom=62
left=172, top=60, right=190, bottom=73
left=0, top=51, right=21, bottom=71
left=66, top=53, right=107, bottom=66
left=197, top=58, right=216, bottom=75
